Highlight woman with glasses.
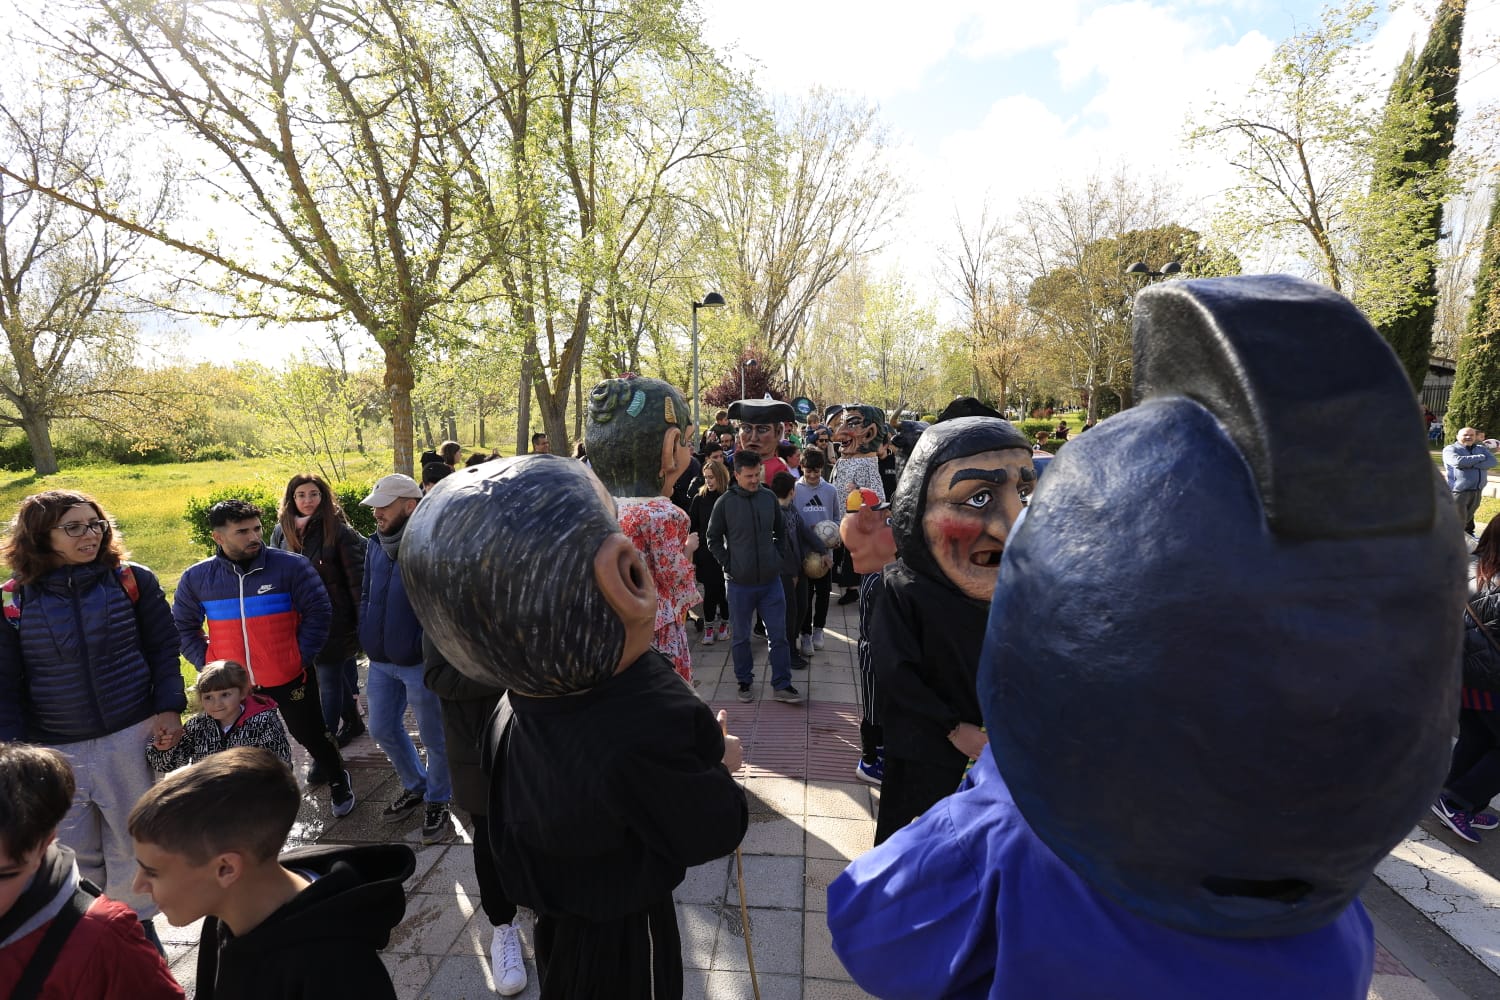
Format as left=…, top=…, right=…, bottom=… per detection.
left=0, top=489, right=186, bottom=949
left=269, top=473, right=367, bottom=770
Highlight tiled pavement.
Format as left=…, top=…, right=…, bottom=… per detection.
left=154, top=592, right=1482, bottom=999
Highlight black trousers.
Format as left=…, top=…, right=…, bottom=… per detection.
left=698, top=564, right=728, bottom=623
left=781, top=573, right=808, bottom=657
left=470, top=814, right=518, bottom=926
left=873, top=755, right=967, bottom=845
left=535, top=895, right=681, bottom=999
left=259, top=670, right=344, bottom=778
left=1446, top=708, right=1500, bottom=813
left=802, top=572, right=831, bottom=633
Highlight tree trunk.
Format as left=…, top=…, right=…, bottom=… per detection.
left=383, top=348, right=416, bottom=476
left=516, top=339, right=535, bottom=455
left=21, top=409, right=58, bottom=476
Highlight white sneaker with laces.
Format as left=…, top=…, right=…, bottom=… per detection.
left=813, top=628, right=826, bottom=650
left=800, top=635, right=814, bottom=657
left=491, top=922, right=527, bottom=996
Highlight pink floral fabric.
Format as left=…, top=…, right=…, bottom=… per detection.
left=619, top=496, right=698, bottom=683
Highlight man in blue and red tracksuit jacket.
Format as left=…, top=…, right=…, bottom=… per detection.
left=172, top=499, right=355, bottom=818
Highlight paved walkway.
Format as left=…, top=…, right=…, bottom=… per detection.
left=154, top=592, right=1492, bottom=999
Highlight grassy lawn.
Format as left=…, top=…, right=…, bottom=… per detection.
left=0, top=453, right=390, bottom=594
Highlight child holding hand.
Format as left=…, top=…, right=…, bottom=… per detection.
left=147, top=661, right=291, bottom=772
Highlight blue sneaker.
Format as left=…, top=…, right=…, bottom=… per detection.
left=855, top=757, right=883, bottom=786
left=1432, top=797, right=1481, bottom=844
left=1472, top=810, right=1499, bottom=831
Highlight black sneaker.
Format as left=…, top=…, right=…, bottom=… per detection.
left=329, top=771, right=356, bottom=818
left=837, top=589, right=859, bottom=605
left=383, top=787, right=423, bottom=818
left=736, top=683, right=753, bottom=703
left=336, top=718, right=366, bottom=749
left=791, top=656, right=810, bottom=670
left=306, top=761, right=330, bottom=786
left=422, top=803, right=451, bottom=845
left=773, top=686, right=805, bottom=704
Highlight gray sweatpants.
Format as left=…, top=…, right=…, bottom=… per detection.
left=52, top=719, right=158, bottom=918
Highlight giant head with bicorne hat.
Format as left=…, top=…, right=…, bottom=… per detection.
left=729, top=398, right=796, bottom=463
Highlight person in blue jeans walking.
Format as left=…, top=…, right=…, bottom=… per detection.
left=706, top=451, right=802, bottom=705
left=360, top=474, right=452, bottom=845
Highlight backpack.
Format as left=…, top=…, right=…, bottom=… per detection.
left=1, top=565, right=140, bottom=627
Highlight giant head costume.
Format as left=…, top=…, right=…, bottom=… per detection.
left=400, top=455, right=657, bottom=696
left=584, top=376, right=692, bottom=498
left=888, top=416, right=1033, bottom=602
left=980, top=275, right=1464, bottom=938
left=830, top=403, right=888, bottom=458
left=729, top=398, right=796, bottom=462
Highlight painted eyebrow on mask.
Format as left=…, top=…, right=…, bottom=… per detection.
left=948, top=468, right=1012, bottom=489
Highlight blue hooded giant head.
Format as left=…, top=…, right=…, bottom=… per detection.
left=980, top=275, right=1464, bottom=938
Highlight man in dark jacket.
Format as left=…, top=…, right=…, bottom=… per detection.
left=706, top=451, right=801, bottom=704
left=173, top=499, right=352, bottom=818
left=359, top=475, right=451, bottom=845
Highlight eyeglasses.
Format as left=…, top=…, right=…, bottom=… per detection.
left=53, top=519, right=108, bottom=538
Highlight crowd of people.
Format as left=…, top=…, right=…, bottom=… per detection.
left=0, top=282, right=1490, bottom=1000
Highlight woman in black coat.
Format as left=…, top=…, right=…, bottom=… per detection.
left=270, top=474, right=366, bottom=754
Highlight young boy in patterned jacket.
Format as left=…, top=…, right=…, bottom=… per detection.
left=147, top=661, right=291, bottom=772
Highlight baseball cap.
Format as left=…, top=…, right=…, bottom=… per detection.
left=362, top=474, right=423, bottom=507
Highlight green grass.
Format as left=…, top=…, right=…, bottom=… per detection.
left=0, top=453, right=390, bottom=594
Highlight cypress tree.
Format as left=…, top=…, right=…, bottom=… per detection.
left=1446, top=188, right=1500, bottom=435
left=1369, top=0, right=1464, bottom=389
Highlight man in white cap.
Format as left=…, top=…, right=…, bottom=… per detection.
left=359, top=474, right=452, bottom=845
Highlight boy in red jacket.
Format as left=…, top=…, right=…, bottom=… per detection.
left=0, top=744, right=182, bottom=1000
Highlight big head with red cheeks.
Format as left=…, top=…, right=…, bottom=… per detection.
left=887, top=416, right=1034, bottom=603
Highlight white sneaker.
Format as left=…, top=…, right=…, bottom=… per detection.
left=703, top=627, right=716, bottom=646
left=800, top=635, right=814, bottom=657
left=813, top=628, right=826, bottom=650
left=491, top=922, right=527, bottom=996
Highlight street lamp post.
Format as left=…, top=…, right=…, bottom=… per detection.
left=1125, top=260, right=1182, bottom=282
left=741, top=357, right=758, bottom=400
left=691, top=291, right=726, bottom=433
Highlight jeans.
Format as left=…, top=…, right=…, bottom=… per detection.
left=1454, top=489, right=1483, bottom=534
left=367, top=659, right=451, bottom=804
left=1446, top=708, right=1500, bottom=813
left=315, top=657, right=361, bottom=735
left=727, top=579, right=792, bottom=690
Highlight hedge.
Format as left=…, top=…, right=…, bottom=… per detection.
left=183, top=479, right=376, bottom=554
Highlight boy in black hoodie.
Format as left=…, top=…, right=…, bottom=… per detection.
left=127, top=747, right=414, bottom=1000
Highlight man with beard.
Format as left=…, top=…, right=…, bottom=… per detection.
left=360, top=475, right=452, bottom=845
left=173, top=499, right=352, bottom=818
left=871, top=418, right=1034, bottom=844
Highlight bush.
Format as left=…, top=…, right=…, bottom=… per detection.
left=184, top=477, right=377, bottom=554
left=191, top=444, right=242, bottom=463
left=1018, top=420, right=1056, bottom=441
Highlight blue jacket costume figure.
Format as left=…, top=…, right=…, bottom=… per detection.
left=828, top=276, right=1465, bottom=998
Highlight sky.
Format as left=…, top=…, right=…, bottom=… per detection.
left=696, top=0, right=1500, bottom=295
left=72, top=0, right=1500, bottom=359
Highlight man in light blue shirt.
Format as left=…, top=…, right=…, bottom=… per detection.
left=1443, top=426, right=1497, bottom=534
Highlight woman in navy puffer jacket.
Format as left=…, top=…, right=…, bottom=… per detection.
left=0, top=490, right=185, bottom=935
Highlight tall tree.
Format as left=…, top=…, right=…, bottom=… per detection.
left=945, top=205, right=1039, bottom=408
left=0, top=71, right=179, bottom=474
left=11, top=1, right=505, bottom=475
left=706, top=89, right=906, bottom=371
left=1447, top=185, right=1500, bottom=435
left=1189, top=2, right=1381, bottom=291
left=1361, top=0, right=1465, bottom=388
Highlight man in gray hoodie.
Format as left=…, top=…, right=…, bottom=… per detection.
left=706, top=451, right=802, bottom=704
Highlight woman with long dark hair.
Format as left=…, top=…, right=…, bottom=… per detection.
left=1436, top=519, right=1500, bottom=843
left=0, top=490, right=185, bottom=946
left=270, top=474, right=366, bottom=771
left=688, top=456, right=730, bottom=644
